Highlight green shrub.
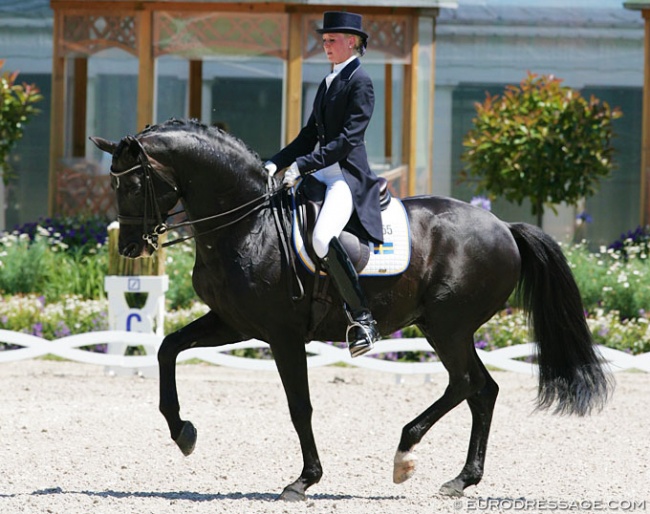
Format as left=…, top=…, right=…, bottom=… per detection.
left=461, top=72, right=621, bottom=226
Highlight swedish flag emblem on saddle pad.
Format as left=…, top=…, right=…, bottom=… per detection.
left=292, top=197, right=411, bottom=276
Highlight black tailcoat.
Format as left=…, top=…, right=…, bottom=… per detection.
left=270, top=58, right=383, bottom=244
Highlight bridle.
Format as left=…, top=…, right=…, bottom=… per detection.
left=111, top=136, right=284, bottom=250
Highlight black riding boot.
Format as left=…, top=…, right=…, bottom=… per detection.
left=322, top=237, right=379, bottom=357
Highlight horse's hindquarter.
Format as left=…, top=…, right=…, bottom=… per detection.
left=388, top=196, right=521, bottom=326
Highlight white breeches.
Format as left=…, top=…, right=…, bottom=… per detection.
left=311, top=163, right=354, bottom=259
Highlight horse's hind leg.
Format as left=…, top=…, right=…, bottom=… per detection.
left=439, top=358, right=498, bottom=496
left=393, top=337, right=498, bottom=496
left=158, top=311, right=243, bottom=455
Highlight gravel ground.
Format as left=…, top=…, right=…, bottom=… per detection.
left=0, top=360, right=648, bottom=514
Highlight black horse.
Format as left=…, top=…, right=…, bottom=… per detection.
left=91, top=119, right=611, bottom=501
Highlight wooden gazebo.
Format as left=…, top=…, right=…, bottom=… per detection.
left=48, top=1, right=455, bottom=216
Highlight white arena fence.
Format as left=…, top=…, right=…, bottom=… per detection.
left=0, top=329, right=648, bottom=378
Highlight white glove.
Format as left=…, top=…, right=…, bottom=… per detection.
left=282, top=162, right=301, bottom=188
left=264, top=161, right=277, bottom=177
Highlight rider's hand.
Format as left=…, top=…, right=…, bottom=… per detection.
left=282, top=162, right=301, bottom=188
left=264, top=161, right=277, bottom=177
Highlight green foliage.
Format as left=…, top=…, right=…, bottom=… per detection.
left=0, top=60, right=43, bottom=181
left=0, top=224, right=107, bottom=301
left=461, top=72, right=622, bottom=225
left=563, top=236, right=650, bottom=320
left=589, top=310, right=650, bottom=355
left=0, top=217, right=196, bottom=310
left=163, top=237, right=198, bottom=310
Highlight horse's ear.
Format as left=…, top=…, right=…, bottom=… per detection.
left=89, top=136, right=118, bottom=155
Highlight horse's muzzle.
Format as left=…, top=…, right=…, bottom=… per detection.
left=121, top=241, right=152, bottom=259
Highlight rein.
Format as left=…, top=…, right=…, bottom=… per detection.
left=161, top=187, right=283, bottom=248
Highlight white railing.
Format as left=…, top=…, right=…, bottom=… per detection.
left=0, top=329, right=648, bottom=376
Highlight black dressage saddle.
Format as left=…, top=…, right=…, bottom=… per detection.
left=293, top=175, right=392, bottom=272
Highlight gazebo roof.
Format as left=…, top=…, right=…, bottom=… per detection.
left=2, top=0, right=459, bottom=17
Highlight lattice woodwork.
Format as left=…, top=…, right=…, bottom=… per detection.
left=303, top=14, right=411, bottom=61
left=59, top=12, right=137, bottom=58
left=56, top=163, right=116, bottom=219
left=154, top=12, right=288, bottom=59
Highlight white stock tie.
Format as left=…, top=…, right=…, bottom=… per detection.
left=325, top=71, right=338, bottom=90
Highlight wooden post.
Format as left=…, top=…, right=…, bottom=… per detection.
left=72, top=57, right=88, bottom=157
left=642, top=11, right=650, bottom=226
left=188, top=60, right=203, bottom=120
left=285, top=12, right=303, bottom=144
left=427, top=15, right=438, bottom=194
left=384, top=63, right=393, bottom=164
left=48, top=9, right=67, bottom=216
left=403, top=17, right=419, bottom=197
left=137, top=10, right=155, bottom=131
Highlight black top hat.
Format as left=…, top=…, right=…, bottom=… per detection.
left=316, top=11, right=368, bottom=39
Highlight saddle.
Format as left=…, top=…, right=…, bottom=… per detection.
left=294, top=175, right=392, bottom=272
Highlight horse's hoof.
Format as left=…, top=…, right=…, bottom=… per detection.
left=174, top=421, right=197, bottom=456
left=393, top=450, right=417, bottom=484
left=439, top=479, right=464, bottom=497
left=278, top=482, right=307, bottom=502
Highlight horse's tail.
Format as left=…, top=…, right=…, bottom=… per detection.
left=508, top=222, right=613, bottom=416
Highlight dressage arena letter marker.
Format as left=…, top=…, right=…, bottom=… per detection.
left=104, top=275, right=169, bottom=376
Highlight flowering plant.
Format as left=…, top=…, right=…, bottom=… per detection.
left=1, top=216, right=650, bottom=359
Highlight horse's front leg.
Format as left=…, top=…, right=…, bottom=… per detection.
left=158, top=310, right=243, bottom=455
left=270, top=339, right=322, bottom=501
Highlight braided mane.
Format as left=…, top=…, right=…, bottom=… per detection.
left=138, top=118, right=263, bottom=172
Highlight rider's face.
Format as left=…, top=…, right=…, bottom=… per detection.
left=322, top=33, right=356, bottom=65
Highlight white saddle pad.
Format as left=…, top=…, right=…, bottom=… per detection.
left=292, top=197, right=411, bottom=276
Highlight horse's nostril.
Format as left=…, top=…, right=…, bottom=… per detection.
left=122, top=242, right=141, bottom=258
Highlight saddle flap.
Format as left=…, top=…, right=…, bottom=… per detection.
left=292, top=176, right=410, bottom=277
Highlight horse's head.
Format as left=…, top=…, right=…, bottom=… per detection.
left=90, top=134, right=180, bottom=258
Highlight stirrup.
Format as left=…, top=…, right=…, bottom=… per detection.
left=345, top=320, right=377, bottom=358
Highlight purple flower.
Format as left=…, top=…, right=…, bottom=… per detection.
left=474, top=340, right=488, bottom=350
left=54, top=322, right=71, bottom=338
left=470, top=196, right=492, bottom=211
left=32, top=323, right=43, bottom=337
left=576, top=211, right=593, bottom=224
